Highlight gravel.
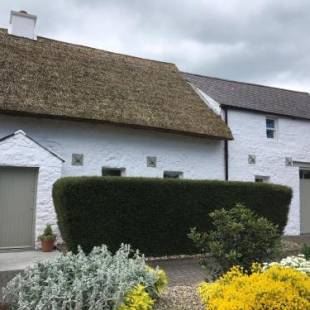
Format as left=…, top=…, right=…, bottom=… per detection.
left=154, top=285, right=204, bottom=310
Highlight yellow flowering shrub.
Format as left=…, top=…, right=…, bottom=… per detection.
left=198, top=265, right=310, bottom=310
left=118, top=268, right=168, bottom=310
left=147, top=267, right=168, bottom=293
left=118, top=284, right=154, bottom=310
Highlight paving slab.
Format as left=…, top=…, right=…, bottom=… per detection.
left=0, top=250, right=59, bottom=272
left=150, top=258, right=206, bottom=287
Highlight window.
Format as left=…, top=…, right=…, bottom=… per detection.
left=248, top=154, right=256, bottom=165
left=255, top=176, right=270, bottom=183
left=300, top=170, right=310, bottom=179
left=102, top=167, right=125, bottom=176
left=163, top=171, right=183, bottom=179
left=72, top=153, right=84, bottom=166
left=266, top=118, right=276, bottom=139
left=147, top=156, right=157, bottom=168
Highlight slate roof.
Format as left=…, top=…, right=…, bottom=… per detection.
left=184, top=72, right=310, bottom=120
left=0, top=29, right=232, bottom=140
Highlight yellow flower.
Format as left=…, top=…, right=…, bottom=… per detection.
left=118, top=284, right=154, bottom=310
left=198, top=265, right=310, bottom=310
left=146, top=266, right=168, bottom=293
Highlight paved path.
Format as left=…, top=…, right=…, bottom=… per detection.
left=0, top=250, right=59, bottom=272
left=150, top=258, right=205, bottom=287
left=284, top=234, right=310, bottom=245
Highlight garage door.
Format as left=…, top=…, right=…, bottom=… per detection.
left=300, top=170, right=310, bottom=234
left=0, top=167, right=37, bottom=249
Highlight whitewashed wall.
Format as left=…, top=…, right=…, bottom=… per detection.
left=0, top=130, right=63, bottom=245
left=227, top=109, right=310, bottom=235
left=0, top=114, right=225, bottom=242
left=0, top=114, right=225, bottom=179
left=1, top=110, right=308, bottom=238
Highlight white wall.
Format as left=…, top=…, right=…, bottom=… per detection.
left=1, top=111, right=307, bottom=237
left=0, top=114, right=225, bottom=180
left=0, top=131, right=62, bottom=245
left=0, top=114, right=226, bottom=245
left=227, top=109, right=310, bottom=235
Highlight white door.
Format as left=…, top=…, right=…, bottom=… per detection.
left=0, top=167, right=37, bottom=249
left=300, top=170, right=310, bottom=234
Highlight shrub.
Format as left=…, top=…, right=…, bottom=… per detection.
left=188, top=204, right=282, bottom=278
left=119, top=285, right=154, bottom=310
left=264, top=254, right=310, bottom=276
left=198, top=265, right=310, bottom=309
left=302, top=244, right=310, bottom=260
left=3, top=244, right=167, bottom=310
left=53, top=177, right=291, bottom=256
left=38, top=224, right=56, bottom=242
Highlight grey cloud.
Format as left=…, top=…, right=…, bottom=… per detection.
left=0, top=0, right=309, bottom=91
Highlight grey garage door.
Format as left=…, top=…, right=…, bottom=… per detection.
left=0, top=167, right=37, bottom=249
left=300, top=170, right=310, bottom=234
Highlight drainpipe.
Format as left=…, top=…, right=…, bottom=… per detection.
left=223, top=107, right=229, bottom=181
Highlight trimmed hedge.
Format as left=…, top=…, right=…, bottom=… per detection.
left=53, top=177, right=292, bottom=256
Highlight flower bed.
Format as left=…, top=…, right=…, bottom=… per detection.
left=3, top=244, right=167, bottom=309
left=264, top=254, right=310, bottom=275
left=198, top=264, right=310, bottom=309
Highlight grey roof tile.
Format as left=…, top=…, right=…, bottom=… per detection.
left=184, top=72, right=310, bottom=120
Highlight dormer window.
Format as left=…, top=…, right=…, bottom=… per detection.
left=266, top=118, right=277, bottom=139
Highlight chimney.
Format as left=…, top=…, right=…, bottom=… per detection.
left=9, top=10, right=37, bottom=40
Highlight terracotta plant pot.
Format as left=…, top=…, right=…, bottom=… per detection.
left=41, top=239, right=55, bottom=252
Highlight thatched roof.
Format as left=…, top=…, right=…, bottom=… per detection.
left=0, top=29, right=232, bottom=140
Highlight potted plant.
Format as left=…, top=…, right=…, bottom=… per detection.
left=38, top=224, right=56, bottom=252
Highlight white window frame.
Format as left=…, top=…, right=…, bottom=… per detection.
left=266, top=117, right=277, bottom=139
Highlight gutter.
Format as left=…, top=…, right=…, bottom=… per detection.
left=223, top=107, right=229, bottom=181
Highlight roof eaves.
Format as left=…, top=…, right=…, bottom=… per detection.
left=183, top=71, right=310, bottom=96
left=220, top=104, right=310, bottom=121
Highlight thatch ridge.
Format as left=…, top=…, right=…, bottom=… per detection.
left=0, top=28, right=232, bottom=140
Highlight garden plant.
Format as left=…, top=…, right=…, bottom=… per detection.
left=198, top=264, right=310, bottom=309
left=264, top=254, right=310, bottom=276
left=53, top=176, right=291, bottom=256
left=302, top=243, right=310, bottom=260
left=3, top=244, right=167, bottom=310
left=37, top=224, right=56, bottom=252
left=188, top=204, right=282, bottom=278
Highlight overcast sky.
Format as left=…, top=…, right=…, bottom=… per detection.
left=1, top=0, right=309, bottom=92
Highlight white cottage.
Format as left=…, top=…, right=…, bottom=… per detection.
left=0, top=11, right=231, bottom=249
left=1, top=11, right=309, bottom=250
left=185, top=73, right=310, bottom=236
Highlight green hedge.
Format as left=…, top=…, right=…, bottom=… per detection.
left=53, top=177, right=292, bottom=256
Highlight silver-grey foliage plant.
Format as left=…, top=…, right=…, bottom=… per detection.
left=3, top=244, right=159, bottom=310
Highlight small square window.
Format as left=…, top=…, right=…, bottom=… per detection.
left=285, top=157, right=293, bottom=167
left=248, top=154, right=256, bottom=165
left=72, top=153, right=84, bottom=166
left=163, top=171, right=183, bottom=179
left=147, top=156, right=157, bottom=168
left=266, top=118, right=277, bottom=139
left=102, top=167, right=125, bottom=177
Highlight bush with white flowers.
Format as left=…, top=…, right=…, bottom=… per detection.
left=3, top=244, right=167, bottom=310
left=264, top=254, right=310, bottom=276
